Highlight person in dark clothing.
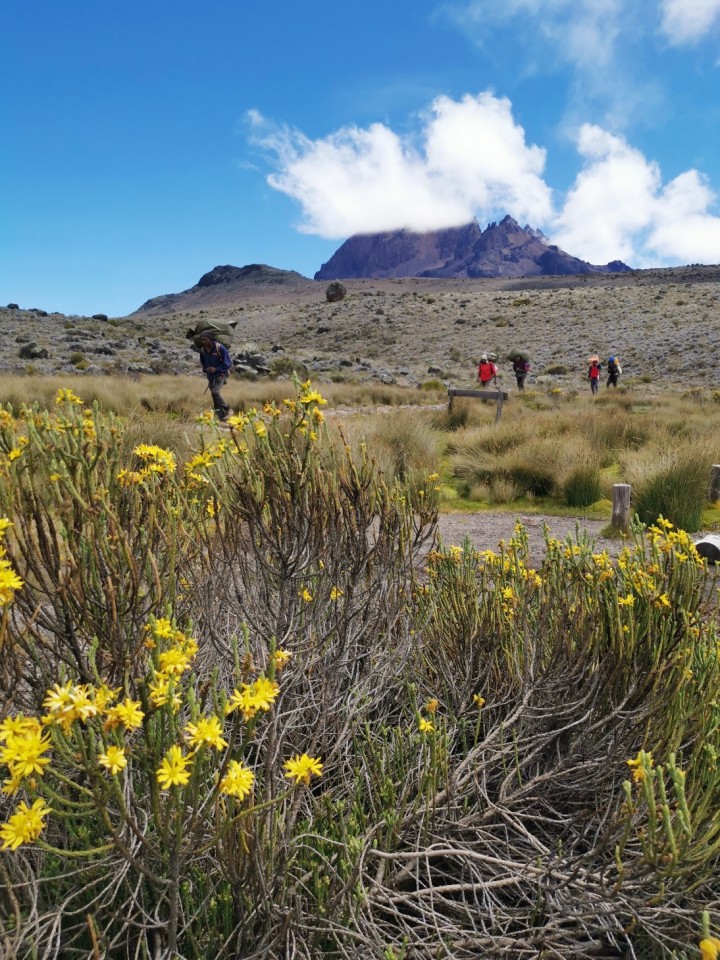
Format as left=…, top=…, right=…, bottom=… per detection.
left=606, top=355, right=621, bottom=388
left=198, top=335, right=233, bottom=420
left=512, top=356, right=530, bottom=390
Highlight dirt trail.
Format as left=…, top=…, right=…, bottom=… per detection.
left=436, top=511, right=619, bottom=566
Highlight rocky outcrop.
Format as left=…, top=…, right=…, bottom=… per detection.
left=134, top=264, right=316, bottom=315
left=314, top=216, right=632, bottom=280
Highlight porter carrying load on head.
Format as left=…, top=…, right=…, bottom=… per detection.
left=508, top=349, right=530, bottom=390
left=186, top=319, right=237, bottom=421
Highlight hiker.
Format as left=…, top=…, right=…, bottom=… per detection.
left=512, top=356, right=530, bottom=390
left=477, top=354, right=498, bottom=387
left=588, top=356, right=602, bottom=395
left=607, top=355, right=621, bottom=388
left=198, top=334, right=233, bottom=420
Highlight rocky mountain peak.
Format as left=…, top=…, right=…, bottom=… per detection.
left=314, top=217, right=631, bottom=281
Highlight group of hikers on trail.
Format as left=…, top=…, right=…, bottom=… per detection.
left=189, top=319, right=623, bottom=420
left=587, top=355, right=622, bottom=394
left=478, top=352, right=622, bottom=394
left=478, top=353, right=531, bottom=390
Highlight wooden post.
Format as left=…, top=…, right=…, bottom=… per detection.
left=611, top=483, right=631, bottom=530
left=448, top=388, right=455, bottom=414
left=494, top=390, right=504, bottom=424
left=710, top=464, right=720, bottom=502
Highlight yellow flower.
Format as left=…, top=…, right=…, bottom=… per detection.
left=284, top=753, right=323, bottom=785
left=271, top=648, right=292, bottom=670
left=0, top=714, right=41, bottom=743
left=329, top=586, right=343, bottom=601
left=105, top=698, right=144, bottom=731
left=0, top=562, right=23, bottom=606
left=132, top=444, right=176, bottom=473
left=158, top=647, right=192, bottom=676
left=299, top=388, right=327, bottom=406
left=655, top=593, right=671, bottom=608
left=254, top=421, right=267, bottom=438
left=418, top=718, right=434, bottom=733
left=219, top=760, right=255, bottom=800
left=0, top=798, right=52, bottom=850
left=156, top=745, right=191, bottom=789
left=700, top=939, right=720, bottom=960
left=425, top=699, right=439, bottom=714
left=227, top=412, right=249, bottom=430
left=98, top=745, right=127, bottom=775
left=0, top=727, right=52, bottom=780
left=298, top=587, right=313, bottom=603
left=117, top=469, right=144, bottom=486
left=617, top=594, right=635, bottom=606
left=626, top=749, right=654, bottom=784
left=42, top=681, right=98, bottom=730
left=473, top=694, right=486, bottom=708
left=55, top=388, right=83, bottom=405
left=226, top=677, right=279, bottom=720
left=151, top=617, right=175, bottom=638
left=185, top=715, right=228, bottom=751
left=148, top=675, right=182, bottom=710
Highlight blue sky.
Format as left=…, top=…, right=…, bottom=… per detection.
left=3, top=0, right=720, bottom=316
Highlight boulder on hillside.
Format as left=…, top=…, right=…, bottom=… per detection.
left=18, top=342, right=49, bottom=360
left=325, top=281, right=347, bottom=303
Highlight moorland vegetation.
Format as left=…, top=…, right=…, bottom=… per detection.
left=0, top=378, right=719, bottom=958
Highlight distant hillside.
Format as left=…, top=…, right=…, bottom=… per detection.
left=133, top=264, right=316, bottom=315
left=314, top=216, right=631, bottom=280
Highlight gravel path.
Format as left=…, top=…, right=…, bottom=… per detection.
left=436, top=511, right=619, bottom=566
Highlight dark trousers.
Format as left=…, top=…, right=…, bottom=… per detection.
left=607, top=373, right=618, bottom=388
left=590, top=378, right=599, bottom=394
left=515, top=374, right=526, bottom=390
left=208, top=375, right=229, bottom=419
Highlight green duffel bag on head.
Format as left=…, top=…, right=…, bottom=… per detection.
left=185, top=319, right=237, bottom=351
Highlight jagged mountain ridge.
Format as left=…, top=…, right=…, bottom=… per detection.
left=314, top=216, right=631, bottom=280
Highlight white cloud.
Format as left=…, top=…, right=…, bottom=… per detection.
left=552, top=123, right=720, bottom=265
left=250, top=96, right=720, bottom=268
left=552, top=126, right=661, bottom=263
left=649, top=170, right=720, bottom=259
left=250, top=93, right=552, bottom=237
left=659, top=0, right=720, bottom=43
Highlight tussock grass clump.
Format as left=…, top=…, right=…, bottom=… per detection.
left=337, top=408, right=442, bottom=484
left=623, top=445, right=713, bottom=531
left=562, top=463, right=602, bottom=506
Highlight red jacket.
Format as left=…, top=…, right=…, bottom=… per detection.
left=588, top=363, right=601, bottom=380
left=478, top=361, right=497, bottom=384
